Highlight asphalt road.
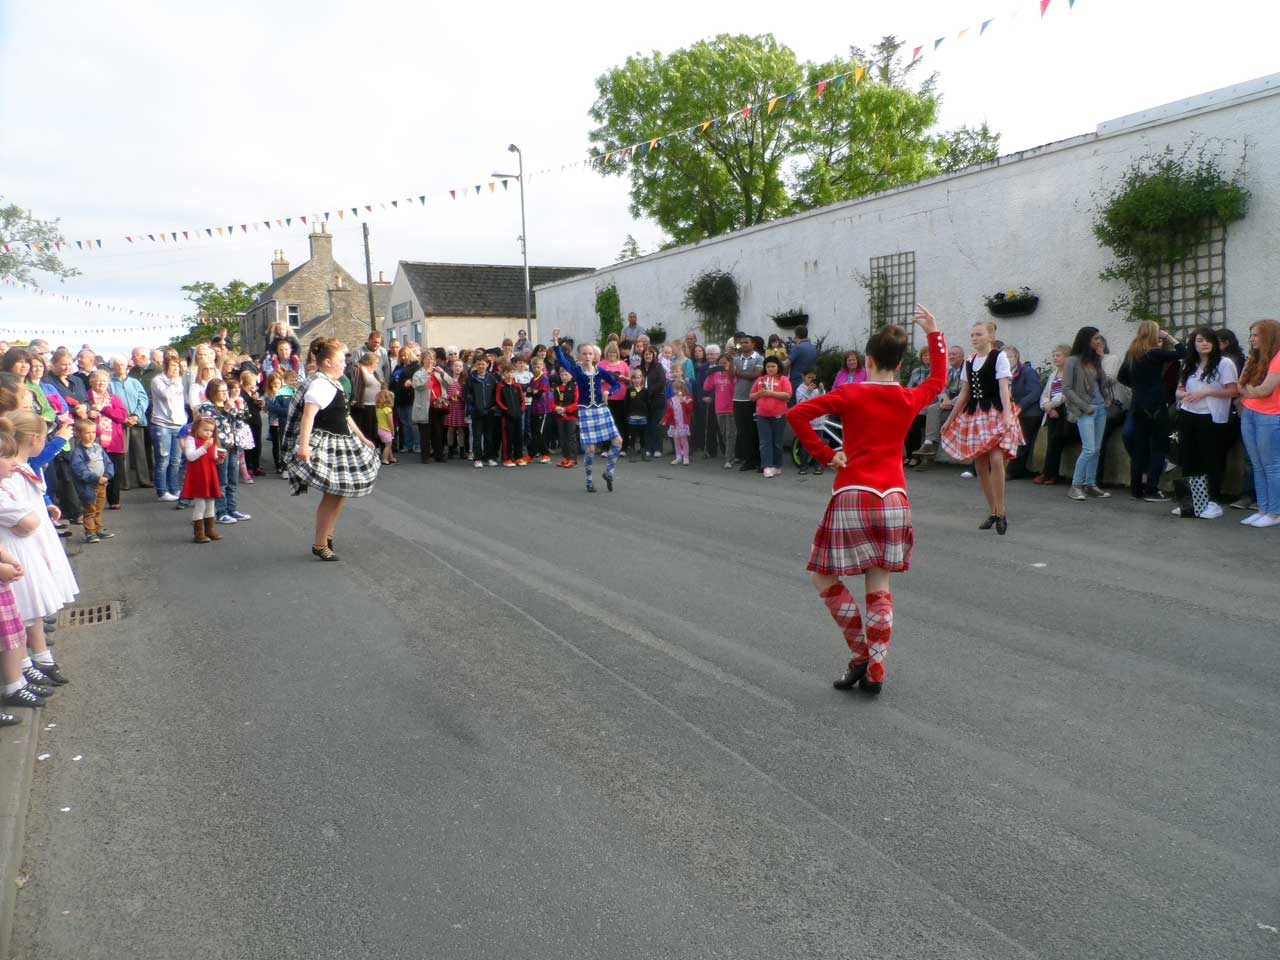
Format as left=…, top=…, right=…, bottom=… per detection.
left=9, top=454, right=1279, bottom=959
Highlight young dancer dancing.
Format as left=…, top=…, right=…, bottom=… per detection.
left=551, top=329, right=623, bottom=493
left=787, top=306, right=945, bottom=695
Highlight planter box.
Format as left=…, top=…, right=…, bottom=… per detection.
left=772, top=313, right=808, bottom=329
left=646, top=328, right=667, bottom=344
left=987, top=296, right=1039, bottom=318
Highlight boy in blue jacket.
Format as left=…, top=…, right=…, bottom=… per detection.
left=68, top=419, right=115, bottom=543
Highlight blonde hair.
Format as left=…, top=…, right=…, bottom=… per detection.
left=578, top=343, right=601, bottom=364
left=1125, top=320, right=1161, bottom=365
left=375, top=388, right=394, bottom=408
left=972, top=320, right=997, bottom=336
left=603, top=343, right=620, bottom=361
left=190, top=414, right=219, bottom=443
left=2, top=408, right=44, bottom=446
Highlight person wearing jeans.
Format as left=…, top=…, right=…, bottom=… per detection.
left=1061, top=326, right=1114, bottom=500
left=148, top=355, right=187, bottom=501
left=1236, top=319, right=1280, bottom=527
left=750, top=357, right=793, bottom=477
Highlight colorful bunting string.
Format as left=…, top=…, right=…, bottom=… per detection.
left=1, top=277, right=204, bottom=330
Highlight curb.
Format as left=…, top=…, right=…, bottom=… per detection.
left=0, top=710, right=40, bottom=960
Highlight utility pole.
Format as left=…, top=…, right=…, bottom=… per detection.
left=492, top=143, right=530, bottom=339
left=362, top=221, right=377, bottom=334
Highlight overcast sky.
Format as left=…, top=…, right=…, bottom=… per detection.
left=1, top=0, right=1273, bottom=354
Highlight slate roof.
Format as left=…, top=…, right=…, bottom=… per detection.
left=251, top=264, right=305, bottom=306
left=398, top=261, right=594, bottom=318
left=372, top=281, right=392, bottom=321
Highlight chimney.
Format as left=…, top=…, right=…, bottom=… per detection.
left=270, top=249, right=290, bottom=280
left=378, top=271, right=385, bottom=283
left=309, top=223, right=332, bottom=265
left=328, top=276, right=354, bottom=323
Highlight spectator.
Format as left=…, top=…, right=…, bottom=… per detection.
left=732, top=335, right=763, bottom=471
left=349, top=352, right=384, bottom=462
left=1172, top=326, right=1238, bottom=518
left=514, top=329, right=532, bottom=355
left=833, top=350, right=867, bottom=388
left=1034, top=345, right=1073, bottom=485
left=750, top=356, right=793, bottom=477
left=1061, top=326, right=1114, bottom=501
left=784, top=325, right=817, bottom=392
left=149, top=353, right=188, bottom=501
left=239, top=371, right=265, bottom=477
left=352, top=331, right=390, bottom=383
left=199, top=379, right=249, bottom=525
left=622, top=312, right=643, bottom=342
left=1004, top=346, right=1043, bottom=480
left=411, top=352, right=450, bottom=464
left=1216, top=328, right=1253, bottom=510
left=264, top=319, right=300, bottom=358
left=913, top=344, right=965, bottom=461
left=765, top=334, right=788, bottom=363
left=391, top=345, right=420, bottom=455
left=1237, top=318, right=1280, bottom=527
left=85, top=369, right=128, bottom=511
left=187, top=360, right=217, bottom=411
left=640, top=345, right=667, bottom=460
left=1117, top=321, right=1183, bottom=501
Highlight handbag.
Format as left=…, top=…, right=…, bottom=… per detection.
left=234, top=422, right=255, bottom=450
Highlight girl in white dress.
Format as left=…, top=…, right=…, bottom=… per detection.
left=0, top=410, right=78, bottom=695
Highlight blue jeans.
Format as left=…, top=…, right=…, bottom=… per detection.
left=151, top=425, right=183, bottom=496
left=1071, top=406, right=1108, bottom=486
left=395, top=403, right=418, bottom=451
left=216, top=448, right=239, bottom=516
left=1241, top=408, right=1280, bottom=513
left=757, top=415, right=785, bottom=469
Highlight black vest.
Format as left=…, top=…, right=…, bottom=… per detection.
left=964, top=352, right=1004, bottom=414
left=313, top=378, right=350, bottom=434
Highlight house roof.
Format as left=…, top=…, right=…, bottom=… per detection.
left=398, top=261, right=593, bottom=318
left=372, top=281, right=392, bottom=320
left=251, top=264, right=305, bottom=306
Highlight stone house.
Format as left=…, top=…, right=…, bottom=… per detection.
left=383, top=261, right=592, bottom=350
left=240, top=225, right=392, bottom=354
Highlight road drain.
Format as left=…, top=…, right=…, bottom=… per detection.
left=57, top=600, right=123, bottom=628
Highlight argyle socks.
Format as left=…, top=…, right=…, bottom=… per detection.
left=819, top=582, right=868, bottom=663
left=584, top=448, right=594, bottom=486
left=605, top=442, right=619, bottom=479
left=864, top=590, right=894, bottom=682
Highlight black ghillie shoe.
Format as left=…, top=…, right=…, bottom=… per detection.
left=605, top=473, right=614, bottom=492
left=327, top=538, right=334, bottom=551
left=858, top=677, right=883, bottom=696
left=28, top=661, right=68, bottom=686
left=833, top=661, right=868, bottom=690
left=995, top=515, right=1008, bottom=535
left=585, top=482, right=596, bottom=493
left=0, top=712, right=19, bottom=727
left=1, top=686, right=46, bottom=709
left=978, top=514, right=999, bottom=530
left=311, top=546, right=340, bottom=562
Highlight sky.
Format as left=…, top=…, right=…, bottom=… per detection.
left=0, top=0, right=1275, bottom=355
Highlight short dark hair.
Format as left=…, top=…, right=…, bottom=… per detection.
left=866, top=324, right=909, bottom=371
left=794, top=325, right=808, bottom=339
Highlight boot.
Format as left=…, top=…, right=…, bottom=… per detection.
left=193, top=520, right=209, bottom=544
left=204, top=516, right=221, bottom=541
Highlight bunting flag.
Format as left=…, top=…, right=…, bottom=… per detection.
left=1, top=277, right=223, bottom=330
left=981, top=18, right=994, bottom=33
left=934, top=37, right=945, bottom=50
left=1040, top=0, right=1051, bottom=15
left=854, top=66, right=866, bottom=84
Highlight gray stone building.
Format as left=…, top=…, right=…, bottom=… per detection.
left=240, top=225, right=391, bottom=353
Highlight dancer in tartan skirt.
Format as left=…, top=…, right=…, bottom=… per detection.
left=787, top=306, right=945, bottom=695
left=939, top=320, right=1024, bottom=534
left=551, top=329, right=623, bottom=493
left=284, top=338, right=380, bottom=562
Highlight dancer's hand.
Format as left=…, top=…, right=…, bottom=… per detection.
left=551, top=328, right=560, bottom=343
left=297, top=444, right=311, bottom=462
left=911, top=304, right=937, bottom=333
left=829, top=450, right=848, bottom=469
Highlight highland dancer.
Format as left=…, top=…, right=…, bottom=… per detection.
left=787, top=306, right=945, bottom=695
left=551, top=329, right=623, bottom=493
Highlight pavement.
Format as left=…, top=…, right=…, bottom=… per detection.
left=3, top=455, right=1279, bottom=960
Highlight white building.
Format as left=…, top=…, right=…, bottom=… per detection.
left=535, top=73, right=1280, bottom=370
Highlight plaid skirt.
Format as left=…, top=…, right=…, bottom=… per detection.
left=940, top=406, right=1024, bottom=462
left=577, top=404, right=619, bottom=446
left=807, top=489, right=914, bottom=575
left=0, top=585, right=26, bottom=652
left=285, top=428, right=380, bottom=498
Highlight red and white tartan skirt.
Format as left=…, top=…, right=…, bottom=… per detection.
left=807, top=489, right=913, bottom=575
left=940, top=406, right=1024, bottom=462
left=0, top=585, right=26, bottom=652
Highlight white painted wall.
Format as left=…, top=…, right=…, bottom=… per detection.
left=535, top=74, right=1280, bottom=370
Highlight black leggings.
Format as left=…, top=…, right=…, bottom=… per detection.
left=1129, top=407, right=1170, bottom=496
left=1178, top=410, right=1228, bottom=500
left=1041, top=415, right=1077, bottom=480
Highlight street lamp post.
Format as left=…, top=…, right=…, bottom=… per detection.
left=492, top=143, right=531, bottom=340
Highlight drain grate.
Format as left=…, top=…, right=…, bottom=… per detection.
left=57, top=600, right=123, bottom=628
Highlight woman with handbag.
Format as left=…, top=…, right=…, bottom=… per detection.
left=411, top=352, right=451, bottom=463
left=1118, top=321, right=1184, bottom=502
left=1172, top=326, right=1239, bottom=518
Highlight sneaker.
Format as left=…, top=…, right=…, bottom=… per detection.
left=216, top=514, right=238, bottom=524
left=671, top=457, right=681, bottom=465
left=1068, top=485, right=1087, bottom=501
left=516, top=459, right=528, bottom=467
left=474, top=460, right=484, bottom=468
left=486, top=460, right=499, bottom=467
left=723, top=461, right=733, bottom=469
left=960, top=470, right=975, bottom=478
left=1143, top=491, right=1170, bottom=502
left=1199, top=501, right=1223, bottom=519
left=1085, top=485, right=1111, bottom=499
left=1254, top=515, right=1280, bottom=528
left=799, top=468, right=809, bottom=475
left=912, top=441, right=937, bottom=459
left=84, top=533, right=100, bottom=543
left=97, top=530, right=115, bottom=539
left=243, top=477, right=254, bottom=484
left=539, top=455, right=551, bottom=464
left=813, top=467, right=824, bottom=475
left=159, top=492, right=179, bottom=502
left=230, top=511, right=251, bottom=521
left=502, top=460, right=516, bottom=467
left=1241, top=512, right=1263, bottom=526
left=1231, top=497, right=1259, bottom=511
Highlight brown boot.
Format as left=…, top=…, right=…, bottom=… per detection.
left=193, top=520, right=209, bottom=544
left=204, top=516, right=221, bottom=541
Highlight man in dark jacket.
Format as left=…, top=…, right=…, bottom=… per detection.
left=464, top=357, right=500, bottom=465
left=1005, top=346, right=1044, bottom=479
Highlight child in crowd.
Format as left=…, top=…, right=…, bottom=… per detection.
left=445, top=359, right=467, bottom=458
left=466, top=355, right=499, bottom=467
left=264, top=370, right=292, bottom=474
left=375, top=389, right=398, bottom=465
left=226, top=379, right=255, bottom=484
left=0, top=409, right=77, bottom=709
left=181, top=414, right=223, bottom=543
left=794, top=369, right=826, bottom=475
left=496, top=365, right=528, bottom=466
left=659, top=343, right=674, bottom=376
left=706, top=354, right=737, bottom=469
left=0, top=539, right=25, bottom=725
left=199, top=379, right=249, bottom=524
left=69, top=419, right=115, bottom=543
left=239, top=371, right=266, bottom=478
left=751, top=356, right=793, bottom=477
left=553, top=366, right=579, bottom=468
left=526, top=357, right=553, bottom=464
left=624, top=369, right=649, bottom=458
left=662, top=378, right=694, bottom=465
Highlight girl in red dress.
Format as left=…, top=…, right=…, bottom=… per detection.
left=181, top=416, right=223, bottom=544
left=788, top=307, right=945, bottom=695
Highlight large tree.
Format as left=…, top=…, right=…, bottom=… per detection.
left=171, top=279, right=266, bottom=352
left=0, top=199, right=81, bottom=286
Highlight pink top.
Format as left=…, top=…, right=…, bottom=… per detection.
left=599, top=360, right=630, bottom=401
left=750, top=374, right=793, bottom=418
left=87, top=390, right=128, bottom=454
left=833, top=368, right=868, bottom=388
left=1242, top=352, right=1280, bottom=416
left=707, top=370, right=736, bottom=415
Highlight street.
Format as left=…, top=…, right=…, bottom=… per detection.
left=9, top=457, right=1279, bottom=960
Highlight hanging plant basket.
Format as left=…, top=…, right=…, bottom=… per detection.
left=771, top=310, right=808, bottom=330
left=645, top=326, right=667, bottom=344
left=987, top=296, right=1039, bottom=318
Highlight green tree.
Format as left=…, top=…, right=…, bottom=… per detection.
left=616, top=234, right=644, bottom=262
left=0, top=199, right=81, bottom=286
left=934, top=122, right=1001, bottom=173
left=590, top=34, right=803, bottom=245
left=171, top=279, right=266, bottom=352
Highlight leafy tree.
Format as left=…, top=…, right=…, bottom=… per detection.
left=590, top=34, right=803, bottom=245
left=934, top=122, right=1001, bottom=173
left=0, top=199, right=81, bottom=286
left=171, top=279, right=266, bottom=352
left=616, top=234, right=644, bottom=262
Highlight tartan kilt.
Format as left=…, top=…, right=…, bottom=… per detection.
left=807, top=489, right=914, bottom=575
left=285, top=428, right=380, bottom=498
left=0, top=586, right=25, bottom=651
left=577, top=404, right=619, bottom=446
left=940, top=406, right=1024, bottom=462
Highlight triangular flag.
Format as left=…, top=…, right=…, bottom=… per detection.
left=699, top=120, right=712, bottom=133
left=227, top=225, right=234, bottom=233
left=474, top=185, right=481, bottom=194
left=365, top=205, right=372, bottom=212
left=767, top=97, right=779, bottom=114
left=711, top=117, right=721, bottom=130
left=300, top=215, right=307, bottom=224
left=171, top=232, right=178, bottom=241
left=741, top=105, right=751, bottom=117
left=912, top=45, right=923, bottom=60
left=183, top=230, right=190, bottom=240
left=501, top=180, right=509, bottom=191
left=934, top=37, right=944, bottom=50
left=784, top=93, right=795, bottom=108
left=324, top=211, right=331, bottom=220
left=148, top=234, right=155, bottom=242
left=419, top=195, right=426, bottom=204
left=285, top=218, right=292, bottom=226
left=816, top=80, right=828, bottom=99
left=241, top=224, right=248, bottom=232
left=981, top=18, right=994, bottom=33
left=854, top=66, right=866, bottom=84
left=263, top=221, right=270, bottom=229
left=649, top=137, right=659, bottom=151
left=96, top=240, right=102, bottom=248
left=1068, top=0, right=1075, bottom=6
left=449, top=190, right=456, bottom=199
left=958, top=28, right=968, bottom=39
left=833, top=75, right=845, bottom=90
left=75, top=241, right=83, bottom=250
left=276, top=219, right=283, bottom=226
left=207, top=228, right=214, bottom=237
left=390, top=201, right=398, bottom=208
left=488, top=182, right=495, bottom=192
left=337, top=209, right=345, bottom=219
left=1040, top=0, right=1051, bottom=15
left=253, top=223, right=259, bottom=231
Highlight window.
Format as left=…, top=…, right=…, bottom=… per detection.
left=865, top=251, right=917, bottom=343
left=287, top=304, right=300, bottom=328
left=1142, top=224, right=1226, bottom=334
left=412, top=322, right=422, bottom=344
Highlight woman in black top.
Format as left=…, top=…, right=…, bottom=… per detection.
left=1118, top=320, right=1184, bottom=501
left=639, top=346, right=667, bottom=460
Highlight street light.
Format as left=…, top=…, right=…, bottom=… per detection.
left=492, top=142, right=531, bottom=340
